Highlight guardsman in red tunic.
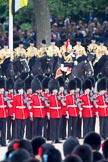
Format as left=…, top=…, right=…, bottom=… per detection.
left=13, top=79, right=29, bottom=139
left=87, top=76, right=96, bottom=132
left=80, top=79, right=94, bottom=137
left=24, top=75, right=33, bottom=140
left=42, top=77, right=50, bottom=140
left=48, top=79, right=62, bottom=143
left=57, top=77, right=67, bottom=139
left=66, top=79, right=79, bottom=137
left=31, top=77, right=46, bottom=137
left=6, top=78, right=15, bottom=142
left=0, top=77, right=7, bottom=146
left=74, top=77, right=82, bottom=138
left=96, top=77, right=108, bottom=140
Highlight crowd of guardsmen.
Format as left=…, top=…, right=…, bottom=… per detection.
left=0, top=37, right=108, bottom=66
left=0, top=74, right=108, bottom=146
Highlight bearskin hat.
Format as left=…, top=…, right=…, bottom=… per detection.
left=6, top=78, right=14, bottom=90
left=31, top=77, right=42, bottom=93
left=14, top=79, right=24, bottom=91
left=97, top=77, right=107, bottom=92
left=9, top=149, right=31, bottom=162
left=63, top=137, right=79, bottom=157
left=72, top=144, right=93, bottom=162
left=48, top=79, right=59, bottom=93
left=82, top=79, right=92, bottom=91
left=87, top=77, right=95, bottom=88
left=42, top=77, right=50, bottom=90
left=0, top=77, right=5, bottom=89
left=24, top=76, right=33, bottom=91
left=44, top=148, right=61, bottom=162
left=56, top=77, right=65, bottom=87
left=31, top=136, right=46, bottom=156
left=64, top=155, right=82, bottom=162
left=93, top=151, right=104, bottom=162
left=68, top=79, right=77, bottom=91
left=74, top=78, right=82, bottom=89
left=84, top=132, right=101, bottom=151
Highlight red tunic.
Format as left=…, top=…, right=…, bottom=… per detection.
left=42, top=92, right=50, bottom=116
left=66, top=94, right=79, bottom=117
left=13, top=94, right=29, bottom=119
left=80, top=94, right=94, bottom=118
left=59, top=92, right=67, bottom=116
left=0, top=94, right=7, bottom=118
left=48, top=94, right=62, bottom=118
left=96, top=95, right=108, bottom=117
left=7, top=93, right=14, bottom=117
left=26, top=93, right=32, bottom=115
left=31, top=93, right=46, bottom=118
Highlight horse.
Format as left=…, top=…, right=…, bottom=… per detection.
left=29, top=56, right=43, bottom=76
left=2, top=58, right=15, bottom=79
left=13, top=57, right=30, bottom=80
left=40, top=55, right=54, bottom=76
left=94, top=55, right=108, bottom=78
left=66, top=54, right=94, bottom=81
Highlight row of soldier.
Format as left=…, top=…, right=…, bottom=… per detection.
left=0, top=75, right=108, bottom=145
left=0, top=37, right=108, bottom=65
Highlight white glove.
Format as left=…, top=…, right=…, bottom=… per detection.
left=74, top=61, right=78, bottom=66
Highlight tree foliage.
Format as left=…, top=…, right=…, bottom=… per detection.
left=48, top=0, right=108, bottom=20
left=0, top=0, right=108, bottom=25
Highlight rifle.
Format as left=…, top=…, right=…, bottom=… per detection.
left=23, top=91, right=32, bottom=109
left=75, top=92, right=83, bottom=110
left=90, top=90, right=98, bottom=108
left=4, top=91, right=12, bottom=108
left=57, top=92, right=66, bottom=106
left=40, top=92, right=50, bottom=107
left=104, top=93, right=108, bottom=103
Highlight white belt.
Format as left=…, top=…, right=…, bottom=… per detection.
left=33, top=106, right=44, bottom=108
left=98, top=105, right=107, bottom=108
left=83, top=105, right=93, bottom=108
left=68, top=105, right=77, bottom=108
left=50, top=107, right=61, bottom=109
left=0, top=105, right=6, bottom=108
left=16, top=106, right=26, bottom=109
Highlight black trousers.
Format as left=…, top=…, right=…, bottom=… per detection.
left=43, top=116, right=50, bottom=139
left=50, top=118, right=61, bottom=141
left=26, top=118, right=33, bottom=140
left=33, top=118, right=44, bottom=137
left=99, top=116, right=108, bottom=139
left=76, top=116, right=82, bottom=138
left=92, top=115, right=96, bottom=131
left=83, top=117, right=93, bottom=137
left=0, top=118, right=6, bottom=145
left=68, top=116, right=78, bottom=137
left=7, top=116, right=15, bottom=140
left=59, top=115, right=67, bottom=139
left=15, top=119, right=26, bottom=139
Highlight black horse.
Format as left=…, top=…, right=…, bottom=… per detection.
left=13, top=57, right=30, bottom=80
left=2, top=58, right=14, bottom=79
left=67, top=54, right=94, bottom=81
left=29, top=56, right=43, bottom=76
left=2, top=57, right=30, bottom=80
left=94, top=55, right=108, bottom=78
left=40, top=56, right=54, bottom=76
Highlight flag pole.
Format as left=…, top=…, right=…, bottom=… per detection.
left=9, top=0, right=13, bottom=53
